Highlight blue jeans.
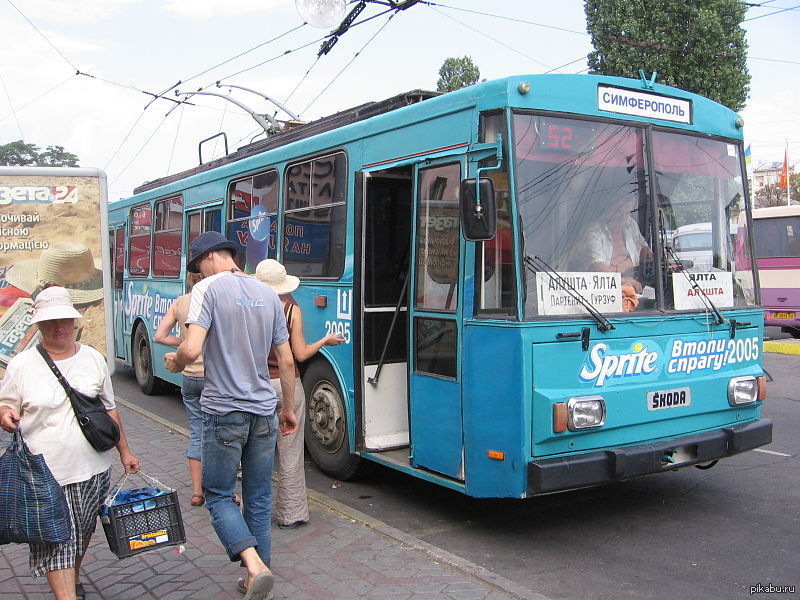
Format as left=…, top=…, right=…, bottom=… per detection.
left=181, top=376, right=204, bottom=460
left=201, top=410, right=278, bottom=564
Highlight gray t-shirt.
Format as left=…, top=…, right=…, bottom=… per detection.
left=187, top=271, right=289, bottom=416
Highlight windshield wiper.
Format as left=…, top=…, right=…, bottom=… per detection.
left=664, top=245, right=725, bottom=325
left=524, top=255, right=615, bottom=332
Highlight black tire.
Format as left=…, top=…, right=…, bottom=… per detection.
left=303, top=360, right=373, bottom=480
left=780, top=326, right=800, bottom=339
left=132, top=324, right=166, bottom=395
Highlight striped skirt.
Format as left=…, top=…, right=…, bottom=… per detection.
left=29, top=468, right=111, bottom=577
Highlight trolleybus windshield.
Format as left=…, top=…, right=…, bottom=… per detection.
left=513, top=112, right=757, bottom=319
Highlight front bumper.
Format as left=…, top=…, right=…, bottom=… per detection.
left=527, top=418, right=773, bottom=495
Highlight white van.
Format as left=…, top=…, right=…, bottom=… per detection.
left=672, top=222, right=712, bottom=270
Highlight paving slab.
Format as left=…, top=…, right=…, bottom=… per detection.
left=0, top=401, right=550, bottom=600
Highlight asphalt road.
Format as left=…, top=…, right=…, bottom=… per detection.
left=112, top=352, right=799, bottom=600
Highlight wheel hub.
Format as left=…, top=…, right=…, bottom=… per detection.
left=308, top=381, right=345, bottom=454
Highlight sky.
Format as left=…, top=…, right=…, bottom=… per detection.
left=0, top=0, right=798, bottom=201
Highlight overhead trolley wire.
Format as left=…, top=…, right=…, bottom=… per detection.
left=215, top=36, right=327, bottom=86
left=166, top=104, right=185, bottom=175
left=744, top=2, right=800, bottom=20
left=0, top=74, right=75, bottom=125
left=300, top=12, right=397, bottom=117
left=5, top=0, right=80, bottom=72
left=428, top=5, right=551, bottom=70
left=104, top=110, right=149, bottom=171
left=0, top=70, right=24, bottom=140
left=423, top=1, right=588, bottom=36
left=110, top=113, right=172, bottom=186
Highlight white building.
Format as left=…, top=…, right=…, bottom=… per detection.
left=751, top=160, right=795, bottom=194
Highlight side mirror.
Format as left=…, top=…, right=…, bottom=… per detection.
left=460, top=178, right=496, bottom=241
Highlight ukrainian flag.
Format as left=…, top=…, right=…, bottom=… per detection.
left=744, top=145, right=752, bottom=168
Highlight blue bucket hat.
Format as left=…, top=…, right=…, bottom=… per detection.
left=187, top=232, right=237, bottom=273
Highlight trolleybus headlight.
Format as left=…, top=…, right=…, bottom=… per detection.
left=728, top=376, right=758, bottom=406
left=567, top=396, right=606, bottom=431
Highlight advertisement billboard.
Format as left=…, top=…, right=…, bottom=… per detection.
left=0, top=167, right=111, bottom=378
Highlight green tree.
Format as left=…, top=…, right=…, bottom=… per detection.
left=38, top=145, right=79, bottom=167
left=0, top=140, right=40, bottom=166
left=585, top=0, right=750, bottom=111
left=0, top=140, right=79, bottom=167
left=437, top=56, right=480, bottom=93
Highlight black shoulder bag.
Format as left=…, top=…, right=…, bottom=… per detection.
left=36, top=344, right=120, bottom=453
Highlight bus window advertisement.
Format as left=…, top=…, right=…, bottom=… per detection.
left=0, top=169, right=109, bottom=377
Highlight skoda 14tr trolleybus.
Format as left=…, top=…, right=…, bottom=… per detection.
left=108, top=74, right=772, bottom=499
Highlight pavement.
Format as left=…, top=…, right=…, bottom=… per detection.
left=2, top=333, right=792, bottom=600
left=0, top=399, right=547, bottom=600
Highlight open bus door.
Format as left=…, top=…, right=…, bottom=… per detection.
left=109, top=225, right=127, bottom=361
left=356, top=159, right=467, bottom=481
left=408, top=160, right=465, bottom=480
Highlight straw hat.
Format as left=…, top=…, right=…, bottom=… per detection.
left=6, top=242, right=104, bottom=304
left=255, top=259, right=300, bottom=295
left=31, top=286, right=83, bottom=324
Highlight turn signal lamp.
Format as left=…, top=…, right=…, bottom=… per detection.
left=553, top=403, right=568, bottom=433
left=757, top=375, right=767, bottom=401
left=487, top=450, right=505, bottom=460
left=567, top=396, right=606, bottom=431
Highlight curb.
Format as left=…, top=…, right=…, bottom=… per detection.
left=307, top=489, right=552, bottom=600
left=763, top=341, right=800, bottom=355
left=115, top=395, right=552, bottom=600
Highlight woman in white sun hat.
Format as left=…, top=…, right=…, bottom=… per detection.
left=255, top=259, right=344, bottom=530
left=0, top=286, right=139, bottom=600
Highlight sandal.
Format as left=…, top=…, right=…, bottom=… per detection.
left=277, top=520, right=306, bottom=530
left=190, top=494, right=205, bottom=507
left=75, top=583, right=86, bottom=599
left=236, top=573, right=274, bottom=600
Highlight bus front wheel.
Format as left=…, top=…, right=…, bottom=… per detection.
left=302, top=360, right=373, bottom=480
left=132, top=325, right=165, bottom=395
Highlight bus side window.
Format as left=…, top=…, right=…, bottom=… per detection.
left=476, top=112, right=516, bottom=317
left=227, top=171, right=278, bottom=272
left=128, top=202, right=151, bottom=277
left=153, top=196, right=183, bottom=277
left=283, top=152, right=347, bottom=278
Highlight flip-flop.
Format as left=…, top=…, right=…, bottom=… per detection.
left=236, top=578, right=248, bottom=594
left=236, top=578, right=274, bottom=599
left=190, top=495, right=205, bottom=507
left=241, top=572, right=274, bottom=600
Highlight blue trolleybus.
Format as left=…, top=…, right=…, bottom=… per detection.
left=108, top=74, right=772, bottom=498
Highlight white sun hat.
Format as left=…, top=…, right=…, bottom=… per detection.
left=31, top=286, right=84, bottom=324
left=255, top=259, right=300, bottom=295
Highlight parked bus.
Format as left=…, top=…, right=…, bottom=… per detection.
left=108, top=74, right=771, bottom=498
left=746, top=206, right=800, bottom=335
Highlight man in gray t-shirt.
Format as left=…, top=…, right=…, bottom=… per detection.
left=166, top=231, right=295, bottom=600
